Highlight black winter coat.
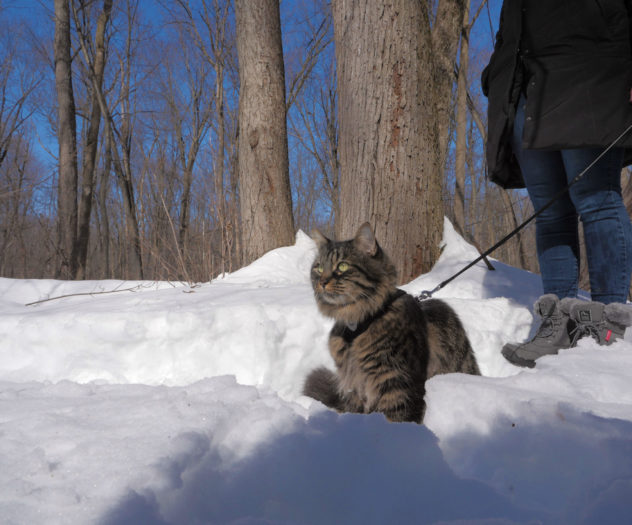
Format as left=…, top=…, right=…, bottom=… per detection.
left=482, top=0, right=632, bottom=189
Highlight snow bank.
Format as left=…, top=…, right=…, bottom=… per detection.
left=1, top=221, right=632, bottom=524
left=0, top=233, right=329, bottom=398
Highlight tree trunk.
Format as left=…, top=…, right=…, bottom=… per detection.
left=54, top=0, right=78, bottom=278
left=75, top=0, right=112, bottom=279
left=235, top=0, right=295, bottom=265
left=116, top=120, right=144, bottom=280
left=453, top=0, right=470, bottom=236
left=332, top=0, right=444, bottom=282
left=98, top=130, right=112, bottom=278
left=214, top=60, right=228, bottom=274
left=115, top=0, right=143, bottom=279
left=499, top=189, right=529, bottom=269
left=465, top=63, right=530, bottom=270
left=175, top=62, right=211, bottom=257
left=73, top=0, right=143, bottom=280
left=174, top=0, right=233, bottom=275
left=432, top=0, right=467, bottom=174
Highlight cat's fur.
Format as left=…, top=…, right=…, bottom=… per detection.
left=303, top=223, right=480, bottom=423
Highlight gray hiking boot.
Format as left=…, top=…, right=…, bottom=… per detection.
left=502, top=294, right=576, bottom=368
left=568, top=300, right=632, bottom=346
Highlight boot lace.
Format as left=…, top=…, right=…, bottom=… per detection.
left=529, top=314, right=559, bottom=342
left=569, top=320, right=606, bottom=346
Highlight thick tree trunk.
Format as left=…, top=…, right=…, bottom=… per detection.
left=54, top=0, right=78, bottom=278
left=332, top=0, right=443, bottom=282
left=235, top=0, right=295, bottom=265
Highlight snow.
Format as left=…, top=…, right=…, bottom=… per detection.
left=1, top=218, right=631, bottom=524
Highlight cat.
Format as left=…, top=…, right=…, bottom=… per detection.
left=303, top=222, right=480, bottom=423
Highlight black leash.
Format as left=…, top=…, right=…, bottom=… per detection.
left=418, top=122, right=632, bottom=300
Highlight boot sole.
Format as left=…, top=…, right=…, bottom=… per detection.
left=501, top=346, right=536, bottom=368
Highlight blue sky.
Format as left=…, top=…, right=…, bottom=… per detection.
left=1, top=0, right=501, bottom=196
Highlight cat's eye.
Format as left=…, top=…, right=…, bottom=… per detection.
left=337, top=262, right=349, bottom=272
left=315, top=263, right=324, bottom=274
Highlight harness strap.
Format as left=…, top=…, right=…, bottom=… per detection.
left=342, top=289, right=406, bottom=339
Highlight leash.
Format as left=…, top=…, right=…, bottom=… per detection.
left=418, top=122, right=632, bottom=300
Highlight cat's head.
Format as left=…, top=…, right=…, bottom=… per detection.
left=310, top=223, right=397, bottom=325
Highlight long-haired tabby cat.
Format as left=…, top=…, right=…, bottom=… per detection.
left=303, top=223, right=480, bottom=423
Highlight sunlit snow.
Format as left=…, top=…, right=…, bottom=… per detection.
left=1, top=219, right=631, bottom=524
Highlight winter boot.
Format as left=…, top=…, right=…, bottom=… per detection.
left=501, top=294, right=576, bottom=368
left=568, top=300, right=632, bottom=346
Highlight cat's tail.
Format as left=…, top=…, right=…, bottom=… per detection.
left=303, top=367, right=344, bottom=411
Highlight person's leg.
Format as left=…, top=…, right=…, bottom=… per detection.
left=561, top=147, right=632, bottom=304
left=512, top=95, right=580, bottom=298
left=503, top=96, right=580, bottom=367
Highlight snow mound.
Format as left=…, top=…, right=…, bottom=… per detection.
left=218, top=230, right=316, bottom=286
left=1, top=218, right=632, bottom=524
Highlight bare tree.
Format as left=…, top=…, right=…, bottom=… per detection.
left=72, top=0, right=113, bottom=279
left=0, top=15, right=40, bottom=263
left=164, top=39, right=212, bottom=253
left=454, top=0, right=489, bottom=235
left=170, top=0, right=235, bottom=274
left=74, top=0, right=144, bottom=279
left=0, top=44, right=38, bottom=175
left=54, top=0, right=79, bottom=278
left=433, top=0, right=468, bottom=174
left=3, top=0, right=543, bottom=284
left=332, top=0, right=466, bottom=282
left=463, top=46, right=531, bottom=270
left=234, top=0, right=295, bottom=264
left=284, top=1, right=337, bottom=233
left=0, top=129, right=37, bottom=276
left=200, top=0, right=233, bottom=273
left=285, top=5, right=332, bottom=113
left=96, top=129, right=113, bottom=277
left=289, top=67, right=339, bottom=232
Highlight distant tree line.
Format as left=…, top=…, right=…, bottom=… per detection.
left=6, top=0, right=621, bottom=288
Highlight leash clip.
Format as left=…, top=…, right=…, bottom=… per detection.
left=417, top=284, right=440, bottom=300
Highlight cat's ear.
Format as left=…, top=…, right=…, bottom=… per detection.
left=353, top=222, right=378, bottom=256
left=311, top=229, right=330, bottom=248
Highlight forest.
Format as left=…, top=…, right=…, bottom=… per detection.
left=1, top=0, right=626, bottom=287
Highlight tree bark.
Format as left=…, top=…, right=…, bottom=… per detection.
left=73, top=0, right=143, bottom=279
left=214, top=59, right=228, bottom=273
left=98, top=130, right=112, bottom=278
left=432, top=0, right=467, bottom=174
left=75, top=0, right=112, bottom=279
left=54, top=0, right=79, bottom=278
left=235, top=0, right=295, bottom=265
left=176, top=0, right=233, bottom=275
left=453, top=0, right=470, bottom=236
left=332, top=0, right=444, bottom=282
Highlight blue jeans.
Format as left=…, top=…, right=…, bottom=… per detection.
left=512, top=95, right=632, bottom=304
